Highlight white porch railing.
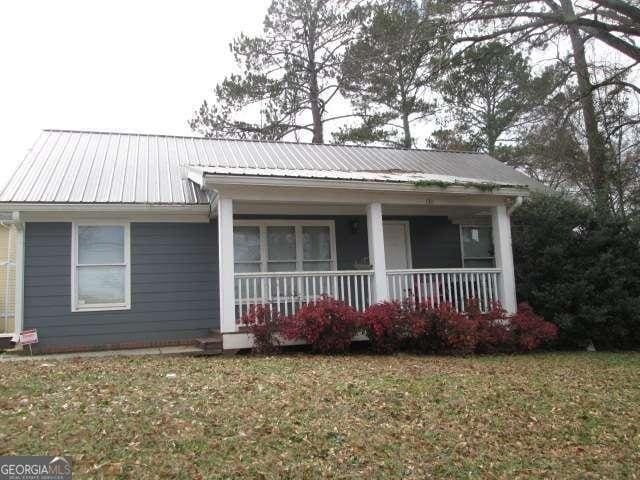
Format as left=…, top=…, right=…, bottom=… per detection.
left=235, top=268, right=501, bottom=322
left=235, top=270, right=374, bottom=320
left=387, top=268, right=501, bottom=312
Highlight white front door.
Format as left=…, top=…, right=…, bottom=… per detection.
left=383, top=221, right=412, bottom=270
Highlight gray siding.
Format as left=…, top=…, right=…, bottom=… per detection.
left=24, top=222, right=218, bottom=349
left=24, top=215, right=460, bottom=349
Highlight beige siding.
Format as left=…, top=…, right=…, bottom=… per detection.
left=0, top=225, right=16, bottom=333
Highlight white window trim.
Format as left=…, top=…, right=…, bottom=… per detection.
left=459, top=224, right=495, bottom=267
left=233, top=219, right=337, bottom=272
left=71, top=221, right=131, bottom=312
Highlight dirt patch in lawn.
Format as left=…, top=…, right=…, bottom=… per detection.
left=1, top=353, right=639, bottom=479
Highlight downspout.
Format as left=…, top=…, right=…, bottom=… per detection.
left=207, top=190, right=218, bottom=221
left=507, top=196, right=523, bottom=215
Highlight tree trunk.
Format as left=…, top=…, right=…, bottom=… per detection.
left=399, top=80, right=412, bottom=149
left=307, top=4, right=324, bottom=144
left=486, top=132, right=498, bottom=156
left=560, top=0, right=611, bottom=217
left=309, top=73, right=324, bottom=144
left=401, top=112, right=412, bottom=149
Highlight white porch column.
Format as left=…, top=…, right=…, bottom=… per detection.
left=13, top=222, right=24, bottom=338
left=366, top=202, right=389, bottom=303
left=491, top=204, right=517, bottom=313
left=218, top=197, right=237, bottom=333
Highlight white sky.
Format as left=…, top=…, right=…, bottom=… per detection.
left=0, top=1, right=634, bottom=190
left=0, top=0, right=271, bottom=187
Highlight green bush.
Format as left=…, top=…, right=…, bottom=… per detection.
left=512, top=193, right=640, bottom=350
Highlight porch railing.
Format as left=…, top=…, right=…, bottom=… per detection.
left=386, top=268, right=501, bottom=313
left=235, top=270, right=374, bottom=320
left=235, top=268, right=501, bottom=322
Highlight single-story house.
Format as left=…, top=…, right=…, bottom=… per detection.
left=0, top=129, right=539, bottom=352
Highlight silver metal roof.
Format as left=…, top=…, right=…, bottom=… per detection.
left=0, top=129, right=537, bottom=205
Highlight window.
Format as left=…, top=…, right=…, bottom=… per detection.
left=72, top=223, right=130, bottom=311
left=460, top=225, right=495, bottom=268
left=234, top=220, right=336, bottom=273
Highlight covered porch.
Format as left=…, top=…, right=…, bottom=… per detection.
left=205, top=175, right=521, bottom=349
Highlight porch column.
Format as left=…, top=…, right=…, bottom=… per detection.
left=13, top=221, right=24, bottom=339
left=366, top=202, right=389, bottom=303
left=218, top=197, right=237, bottom=333
left=491, top=204, right=517, bottom=313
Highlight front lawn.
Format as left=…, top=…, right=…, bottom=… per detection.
left=1, top=353, right=639, bottom=479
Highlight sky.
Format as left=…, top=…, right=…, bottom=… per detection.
left=0, top=2, right=634, bottom=190
left=0, top=0, right=271, bottom=187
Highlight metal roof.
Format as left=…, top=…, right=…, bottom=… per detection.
left=0, top=129, right=537, bottom=205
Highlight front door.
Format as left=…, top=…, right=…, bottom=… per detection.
left=383, top=221, right=412, bottom=269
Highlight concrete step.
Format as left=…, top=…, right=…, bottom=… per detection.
left=195, top=336, right=223, bottom=355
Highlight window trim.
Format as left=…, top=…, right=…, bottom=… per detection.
left=233, top=219, right=337, bottom=272
left=71, top=221, right=131, bottom=312
left=459, top=224, right=495, bottom=268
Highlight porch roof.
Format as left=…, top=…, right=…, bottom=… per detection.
left=0, top=129, right=539, bottom=206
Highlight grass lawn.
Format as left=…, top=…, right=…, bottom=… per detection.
left=1, top=352, right=639, bottom=479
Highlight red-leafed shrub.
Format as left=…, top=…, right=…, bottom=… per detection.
left=469, top=300, right=513, bottom=354
left=360, top=299, right=555, bottom=355
left=241, top=305, right=283, bottom=354
left=428, top=303, right=478, bottom=355
left=283, top=296, right=361, bottom=353
left=361, top=302, right=411, bottom=353
left=510, top=302, right=558, bottom=352
left=469, top=300, right=557, bottom=353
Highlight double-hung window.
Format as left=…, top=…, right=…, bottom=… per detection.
left=72, top=223, right=131, bottom=311
left=460, top=225, right=495, bottom=268
left=234, top=220, right=336, bottom=273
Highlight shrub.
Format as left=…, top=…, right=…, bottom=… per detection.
left=469, top=300, right=513, bottom=354
left=241, top=305, right=282, bottom=354
left=283, top=296, right=361, bottom=353
left=512, top=193, right=640, bottom=349
left=361, top=302, right=413, bottom=353
left=510, top=302, right=559, bottom=352
left=427, top=303, right=478, bottom=355
left=361, top=299, right=555, bottom=355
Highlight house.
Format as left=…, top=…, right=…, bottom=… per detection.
left=0, top=129, right=539, bottom=352
left=0, top=222, right=16, bottom=345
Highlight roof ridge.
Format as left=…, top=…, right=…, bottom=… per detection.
left=42, top=128, right=487, bottom=156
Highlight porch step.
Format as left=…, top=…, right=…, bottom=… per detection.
left=195, top=330, right=223, bottom=355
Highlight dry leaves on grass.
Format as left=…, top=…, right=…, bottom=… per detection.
left=0, top=353, right=639, bottom=479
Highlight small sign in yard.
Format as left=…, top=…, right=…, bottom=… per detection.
left=19, top=329, right=38, bottom=355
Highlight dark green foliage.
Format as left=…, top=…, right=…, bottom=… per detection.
left=413, top=179, right=453, bottom=189
left=336, top=0, right=444, bottom=148
left=435, top=41, right=558, bottom=155
left=426, top=127, right=481, bottom=152
left=190, top=0, right=362, bottom=143
left=512, top=193, right=640, bottom=349
left=413, top=179, right=527, bottom=191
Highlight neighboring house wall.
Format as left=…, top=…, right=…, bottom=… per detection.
left=24, top=222, right=219, bottom=350
left=0, top=225, right=16, bottom=334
